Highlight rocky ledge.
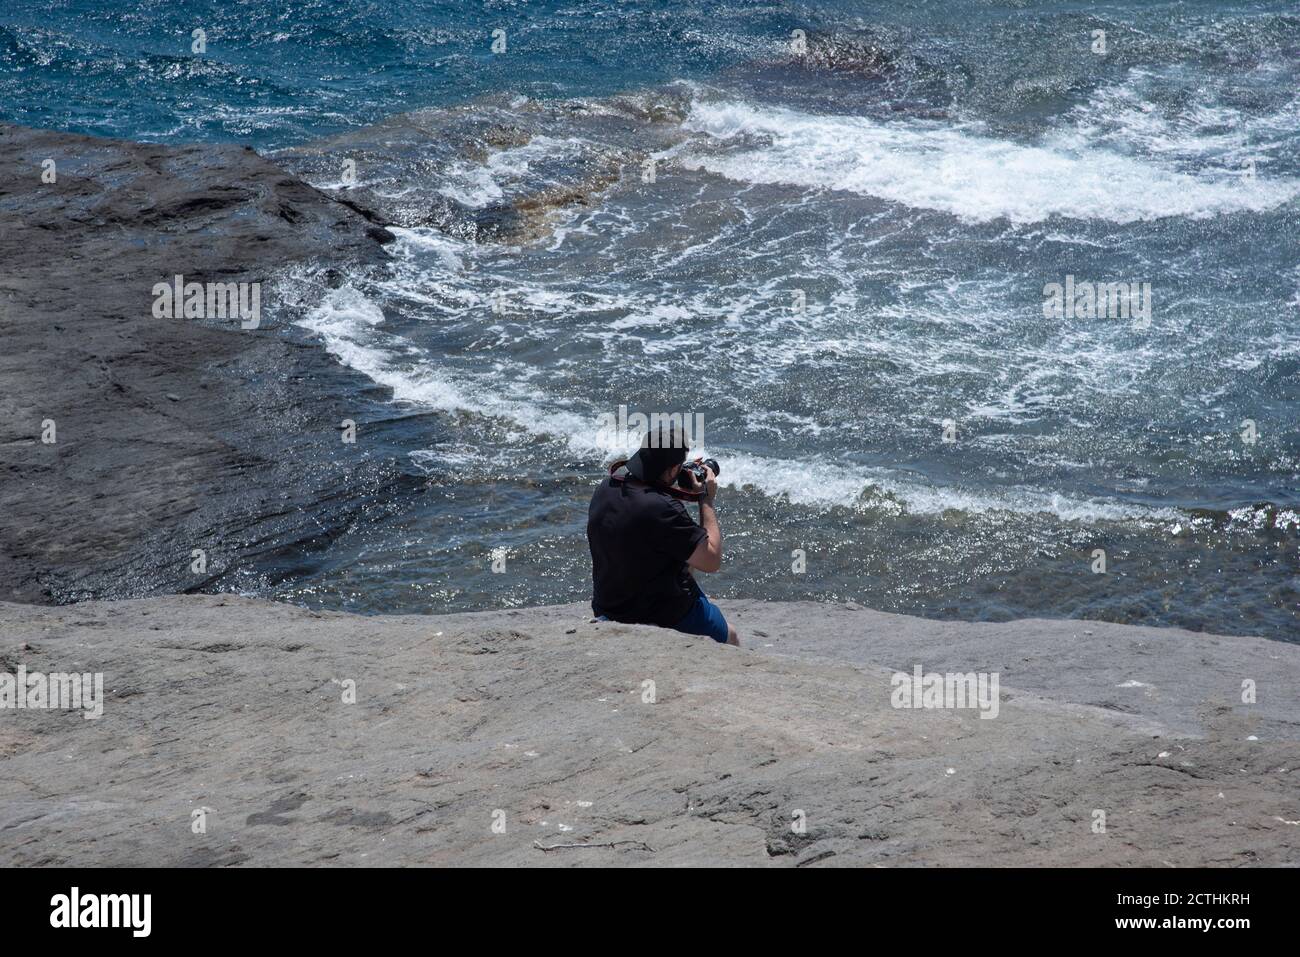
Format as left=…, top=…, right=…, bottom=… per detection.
left=1, top=596, right=1295, bottom=867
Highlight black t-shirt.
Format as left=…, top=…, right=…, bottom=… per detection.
left=587, top=477, right=707, bottom=627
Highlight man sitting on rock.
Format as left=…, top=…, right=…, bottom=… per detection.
left=586, top=423, right=738, bottom=646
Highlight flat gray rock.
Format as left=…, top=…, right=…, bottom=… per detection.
left=1, top=596, right=1296, bottom=866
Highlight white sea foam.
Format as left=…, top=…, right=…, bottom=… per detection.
left=680, top=99, right=1300, bottom=224
left=714, top=451, right=1175, bottom=522
left=1065, top=65, right=1300, bottom=168
left=299, top=282, right=1180, bottom=525
left=296, top=285, right=480, bottom=415
left=437, top=135, right=596, bottom=208
left=299, top=286, right=639, bottom=455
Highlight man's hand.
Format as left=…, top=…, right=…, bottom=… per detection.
left=700, top=463, right=718, bottom=502
left=682, top=459, right=718, bottom=502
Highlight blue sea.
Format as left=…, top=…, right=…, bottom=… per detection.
left=3, top=0, right=1298, bottom=638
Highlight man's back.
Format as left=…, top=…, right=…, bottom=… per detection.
left=587, top=477, right=706, bottom=627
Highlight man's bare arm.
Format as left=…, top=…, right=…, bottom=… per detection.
left=686, top=467, right=722, bottom=573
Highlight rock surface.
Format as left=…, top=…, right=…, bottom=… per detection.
left=0, top=123, right=399, bottom=605
left=1, top=596, right=1296, bottom=867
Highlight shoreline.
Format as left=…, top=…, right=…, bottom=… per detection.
left=2, top=594, right=1296, bottom=866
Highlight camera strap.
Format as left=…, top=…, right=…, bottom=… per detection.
left=607, top=460, right=705, bottom=502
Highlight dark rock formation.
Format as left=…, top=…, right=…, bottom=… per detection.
left=0, top=124, right=400, bottom=604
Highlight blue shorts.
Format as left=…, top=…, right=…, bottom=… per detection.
left=673, top=591, right=731, bottom=644
left=593, top=593, right=730, bottom=644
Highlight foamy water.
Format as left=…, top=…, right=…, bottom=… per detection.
left=278, top=46, right=1298, bottom=637
left=26, top=0, right=1291, bottom=634
left=680, top=99, right=1300, bottom=224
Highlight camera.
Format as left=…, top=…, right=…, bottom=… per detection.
left=676, top=457, right=720, bottom=491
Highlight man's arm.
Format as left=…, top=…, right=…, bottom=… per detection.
left=686, top=466, right=722, bottom=573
